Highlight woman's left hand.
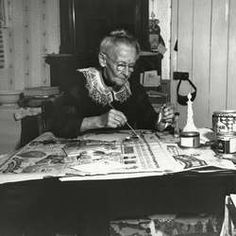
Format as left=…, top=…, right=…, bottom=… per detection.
left=162, top=104, right=175, bottom=123
left=156, top=104, right=175, bottom=131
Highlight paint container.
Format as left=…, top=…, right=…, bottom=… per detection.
left=215, top=136, right=236, bottom=154
left=180, top=131, right=200, bottom=148
left=212, top=110, right=236, bottom=154
left=212, top=110, right=236, bottom=136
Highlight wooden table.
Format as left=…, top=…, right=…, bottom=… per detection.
left=0, top=171, right=235, bottom=235
left=0, top=130, right=236, bottom=235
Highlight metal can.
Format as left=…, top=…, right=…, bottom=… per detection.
left=180, top=131, right=200, bottom=148
left=216, top=136, right=236, bottom=154
left=212, top=110, right=236, bottom=136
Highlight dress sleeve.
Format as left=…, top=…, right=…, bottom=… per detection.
left=130, top=82, right=159, bottom=129
left=49, top=72, right=88, bottom=138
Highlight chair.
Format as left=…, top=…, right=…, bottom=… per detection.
left=15, top=100, right=54, bottom=148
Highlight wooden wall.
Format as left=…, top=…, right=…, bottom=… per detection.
left=1, top=0, right=235, bottom=130
left=0, top=0, right=60, bottom=91
left=171, top=0, right=236, bottom=129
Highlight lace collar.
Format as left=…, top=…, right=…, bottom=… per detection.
left=78, top=67, right=131, bottom=106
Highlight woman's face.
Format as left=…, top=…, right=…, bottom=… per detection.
left=103, top=43, right=137, bottom=89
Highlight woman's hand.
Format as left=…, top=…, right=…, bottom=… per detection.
left=100, top=109, right=127, bottom=128
left=80, top=109, right=127, bottom=132
left=162, top=105, right=175, bottom=123
left=156, top=104, right=175, bottom=131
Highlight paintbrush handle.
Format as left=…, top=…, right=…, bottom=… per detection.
left=108, top=103, right=142, bottom=140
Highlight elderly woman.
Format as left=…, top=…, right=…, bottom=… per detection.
left=49, top=29, right=174, bottom=138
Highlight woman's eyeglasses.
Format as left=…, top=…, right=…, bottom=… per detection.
left=104, top=54, right=136, bottom=72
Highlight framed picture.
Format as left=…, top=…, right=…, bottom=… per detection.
left=143, top=70, right=161, bottom=87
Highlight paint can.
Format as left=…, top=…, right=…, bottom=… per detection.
left=180, top=131, right=200, bottom=148
left=212, top=110, right=236, bottom=137
left=216, top=136, right=236, bottom=154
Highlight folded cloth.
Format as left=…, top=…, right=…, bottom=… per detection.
left=14, top=107, right=42, bottom=121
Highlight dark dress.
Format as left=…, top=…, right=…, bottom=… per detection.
left=49, top=68, right=158, bottom=138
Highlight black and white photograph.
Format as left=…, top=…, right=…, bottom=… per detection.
left=0, top=0, right=236, bottom=235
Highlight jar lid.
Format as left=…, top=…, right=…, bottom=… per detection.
left=213, top=110, right=236, bottom=115
left=180, top=131, right=200, bottom=137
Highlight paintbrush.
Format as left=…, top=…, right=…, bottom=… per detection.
left=108, top=103, right=142, bottom=141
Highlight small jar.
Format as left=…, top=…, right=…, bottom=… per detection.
left=180, top=131, right=200, bottom=148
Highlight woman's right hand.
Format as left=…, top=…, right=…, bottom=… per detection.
left=100, top=109, right=127, bottom=128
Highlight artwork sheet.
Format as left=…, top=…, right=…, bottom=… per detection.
left=0, top=129, right=235, bottom=184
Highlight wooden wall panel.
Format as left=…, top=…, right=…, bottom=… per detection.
left=171, top=0, right=236, bottom=129
left=0, top=69, right=9, bottom=89
left=177, top=0, right=194, bottom=71
left=175, top=0, right=194, bottom=128
left=0, top=0, right=60, bottom=91
left=40, top=0, right=48, bottom=86
left=192, top=0, right=211, bottom=128
left=227, top=0, right=236, bottom=109
left=170, top=0, right=178, bottom=107
left=209, top=0, right=229, bottom=115
left=12, top=0, right=24, bottom=90
left=23, top=0, right=32, bottom=88
left=3, top=0, right=14, bottom=90
left=46, top=0, right=61, bottom=54
left=29, top=0, right=41, bottom=87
